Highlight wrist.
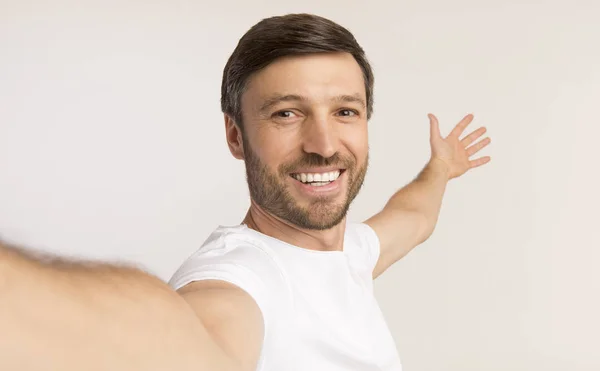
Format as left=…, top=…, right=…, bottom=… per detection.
left=427, top=157, right=451, bottom=181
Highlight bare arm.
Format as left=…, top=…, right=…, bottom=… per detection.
left=178, top=280, right=265, bottom=371
left=0, top=241, right=259, bottom=371
left=365, top=114, right=491, bottom=279
left=365, top=158, right=449, bottom=278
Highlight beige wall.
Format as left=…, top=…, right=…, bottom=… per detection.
left=1, top=0, right=598, bottom=369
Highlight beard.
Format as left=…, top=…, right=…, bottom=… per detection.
left=242, top=135, right=368, bottom=230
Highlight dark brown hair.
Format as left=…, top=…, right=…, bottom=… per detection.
left=220, top=13, right=375, bottom=129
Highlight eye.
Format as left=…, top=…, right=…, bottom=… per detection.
left=337, top=109, right=358, bottom=117
left=273, top=110, right=297, bottom=119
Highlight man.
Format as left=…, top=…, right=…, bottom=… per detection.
left=0, top=13, right=490, bottom=371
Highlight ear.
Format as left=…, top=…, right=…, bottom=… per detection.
left=224, top=114, right=244, bottom=160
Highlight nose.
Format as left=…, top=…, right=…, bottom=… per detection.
left=301, top=115, right=338, bottom=159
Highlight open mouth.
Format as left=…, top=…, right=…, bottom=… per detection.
left=290, top=169, right=345, bottom=187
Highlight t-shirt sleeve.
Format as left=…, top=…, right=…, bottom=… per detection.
left=168, top=238, right=282, bottom=330
left=348, top=222, right=382, bottom=274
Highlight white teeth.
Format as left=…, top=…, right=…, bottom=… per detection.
left=292, top=170, right=341, bottom=184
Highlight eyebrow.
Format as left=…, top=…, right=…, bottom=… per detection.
left=258, top=94, right=306, bottom=113
left=258, top=93, right=366, bottom=113
left=332, top=94, right=367, bottom=109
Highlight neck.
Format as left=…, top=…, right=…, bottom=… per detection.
left=242, top=201, right=346, bottom=252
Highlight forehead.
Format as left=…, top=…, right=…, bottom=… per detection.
left=242, top=52, right=366, bottom=109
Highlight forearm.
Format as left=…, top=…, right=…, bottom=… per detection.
left=0, top=242, right=235, bottom=371
left=385, top=158, right=450, bottom=236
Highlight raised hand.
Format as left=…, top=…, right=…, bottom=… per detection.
left=428, top=113, right=491, bottom=180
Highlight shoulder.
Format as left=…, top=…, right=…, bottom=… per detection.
left=169, top=225, right=284, bottom=291
left=344, top=221, right=381, bottom=273
left=169, top=225, right=288, bottom=353
left=171, top=226, right=273, bottom=371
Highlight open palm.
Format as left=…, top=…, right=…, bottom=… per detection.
left=428, top=113, right=491, bottom=180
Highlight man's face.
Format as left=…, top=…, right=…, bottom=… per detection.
left=238, top=52, right=369, bottom=230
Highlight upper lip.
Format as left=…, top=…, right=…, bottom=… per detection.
left=290, top=167, right=345, bottom=174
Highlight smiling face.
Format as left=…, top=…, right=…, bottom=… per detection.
left=226, top=52, right=370, bottom=230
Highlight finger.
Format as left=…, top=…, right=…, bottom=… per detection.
left=449, top=113, right=474, bottom=139
left=466, top=137, right=491, bottom=156
left=461, top=126, right=487, bottom=147
left=469, top=156, right=491, bottom=168
left=428, top=113, right=441, bottom=140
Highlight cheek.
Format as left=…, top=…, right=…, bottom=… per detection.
left=343, top=124, right=369, bottom=160
left=252, top=131, right=299, bottom=171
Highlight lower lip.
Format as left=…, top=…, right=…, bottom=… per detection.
left=290, top=172, right=345, bottom=196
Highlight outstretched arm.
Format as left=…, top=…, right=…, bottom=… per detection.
left=0, top=241, right=260, bottom=371
left=365, top=113, right=491, bottom=279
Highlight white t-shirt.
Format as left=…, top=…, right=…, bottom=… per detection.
left=169, top=221, right=402, bottom=371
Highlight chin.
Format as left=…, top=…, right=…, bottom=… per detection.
left=297, top=201, right=349, bottom=230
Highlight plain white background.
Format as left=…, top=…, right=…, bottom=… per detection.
left=1, top=0, right=598, bottom=370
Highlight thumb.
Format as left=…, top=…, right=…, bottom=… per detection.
left=428, top=113, right=442, bottom=141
